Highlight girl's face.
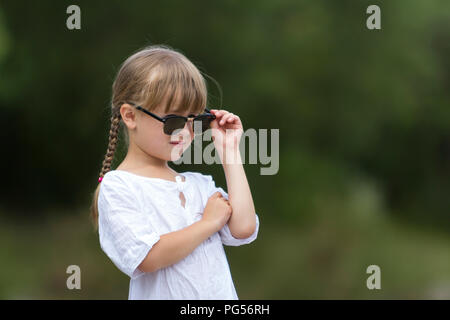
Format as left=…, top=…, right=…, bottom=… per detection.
left=125, top=103, right=195, bottom=162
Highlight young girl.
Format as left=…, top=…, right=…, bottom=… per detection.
left=90, top=44, right=259, bottom=300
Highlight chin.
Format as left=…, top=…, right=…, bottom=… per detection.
left=168, top=145, right=190, bottom=162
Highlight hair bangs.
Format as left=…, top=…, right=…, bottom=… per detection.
left=142, top=56, right=207, bottom=116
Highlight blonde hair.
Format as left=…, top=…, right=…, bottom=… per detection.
left=90, top=44, right=211, bottom=230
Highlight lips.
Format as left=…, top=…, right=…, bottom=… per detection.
left=170, top=141, right=184, bottom=145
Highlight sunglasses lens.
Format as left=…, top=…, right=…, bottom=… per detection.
left=202, top=117, right=213, bottom=132
left=192, top=115, right=214, bottom=135
left=164, top=117, right=187, bottom=135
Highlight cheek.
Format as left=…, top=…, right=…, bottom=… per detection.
left=137, top=124, right=168, bottom=148
left=134, top=121, right=195, bottom=159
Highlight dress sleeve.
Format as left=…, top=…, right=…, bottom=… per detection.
left=205, top=174, right=260, bottom=247
left=97, top=173, right=160, bottom=279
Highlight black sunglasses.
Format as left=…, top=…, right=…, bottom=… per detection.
left=126, top=102, right=216, bottom=135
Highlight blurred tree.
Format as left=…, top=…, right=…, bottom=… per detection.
left=0, top=0, right=448, bottom=231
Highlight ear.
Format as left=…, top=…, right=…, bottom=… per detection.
left=120, top=103, right=138, bottom=129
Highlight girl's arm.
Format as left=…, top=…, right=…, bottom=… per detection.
left=138, top=219, right=215, bottom=273
left=209, top=109, right=258, bottom=239
left=223, top=151, right=257, bottom=239
left=138, top=191, right=231, bottom=273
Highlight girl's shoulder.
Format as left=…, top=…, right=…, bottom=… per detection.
left=101, top=169, right=214, bottom=187
left=101, top=170, right=126, bottom=184
left=101, top=169, right=129, bottom=184
left=99, top=170, right=134, bottom=198
left=182, top=171, right=215, bottom=185
left=183, top=171, right=223, bottom=196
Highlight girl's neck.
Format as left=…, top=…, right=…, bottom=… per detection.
left=116, top=141, right=177, bottom=178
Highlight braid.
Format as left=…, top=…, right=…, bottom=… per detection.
left=98, top=109, right=121, bottom=182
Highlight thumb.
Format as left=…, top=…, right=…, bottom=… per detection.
left=210, top=118, right=219, bottom=130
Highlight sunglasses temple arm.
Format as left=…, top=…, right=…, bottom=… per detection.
left=135, top=105, right=165, bottom=122
left=204, top=108, right=216, bottom=119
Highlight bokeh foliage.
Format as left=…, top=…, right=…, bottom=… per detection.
left=0, top=0, right=449, bottom=299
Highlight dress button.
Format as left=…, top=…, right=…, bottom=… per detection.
left=175, top=175, right=186, bottom=192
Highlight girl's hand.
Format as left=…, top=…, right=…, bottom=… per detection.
left=201, top=191, right=232, bottom=233
left=209, top=109, right=244, bottom=161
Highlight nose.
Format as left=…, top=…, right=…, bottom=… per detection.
left=187, top=118, right=205, bottom=135
left=186, top=118, right=194, bottom=130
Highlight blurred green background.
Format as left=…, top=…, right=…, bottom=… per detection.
left=0, top=0, right=449, bottom=299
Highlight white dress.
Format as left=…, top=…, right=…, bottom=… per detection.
left=97, top=169, right=260, bottom=300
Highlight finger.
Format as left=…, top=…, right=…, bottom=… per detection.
left=226, top=113, right=236, bottom=123
left=220, top=113, right=233, bottom=125
left=214, top=110, right=228, bottom=120
left=210, top=117, right=220, bottom=129
left=214, top=191, right=223, bottom=197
